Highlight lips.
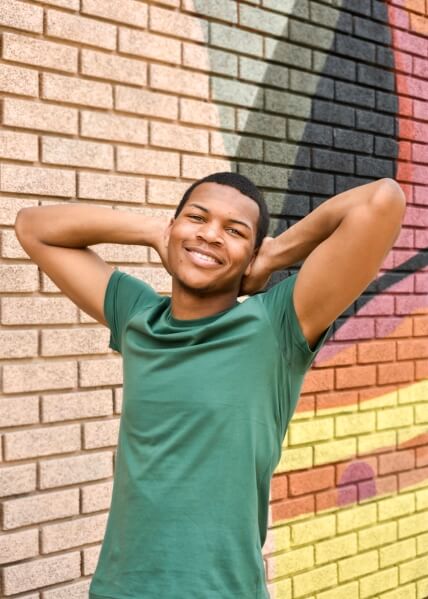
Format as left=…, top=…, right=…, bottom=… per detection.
left=184, top=246, right=223, bottom=265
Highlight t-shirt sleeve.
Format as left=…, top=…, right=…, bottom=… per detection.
left=103, top=268, right=160, bottom=353
left=259, top=272, right=333, bottom=372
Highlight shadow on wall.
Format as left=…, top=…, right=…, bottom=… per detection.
left=194, top=0, right=411, bottom=340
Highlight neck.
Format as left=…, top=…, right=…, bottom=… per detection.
left=170, top=279, right=239, bottom=320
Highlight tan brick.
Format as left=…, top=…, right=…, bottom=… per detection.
left=77, top=171, right=147, bottom=203
left=84, top=417, right=120, bottom=449
left=119, top=27, right=181, bottom=64
left=0, top=129, right=38, bottom=161
left=42, top=389, right=112, bottom=423
left=151, top=121, right=208, bottom=153
left=82, top=0, right=147, bottom=27
left=1, top=228, right=31, bottom=259
left=80, top=110, right=147, bottom=144
left=150, top=5, right=208, bottom=42
left=117, top=146, right=180, bottom=177
left=210, top=131, right=263, bottom=159
left=42, top=72, right=113, bottom=109
left=43, top=0, right=79, bottom=8
left=3, top=360, right=77, bottom=394
left=150, top=63, right=209, bottom=98
left=0, top=196, right=37, bottom=225
left=0, top=264, right=38, bottom=292
left=115, top=84, right=177, bottom=119
left=44, top=580, right=91, bottom=598
left=46, top=9, right=116, bottom=50
left=124, top=265, right=172, bottom=294
left=2, top=32, right=78, bottom=73
left=0, top=329, right=38, bottom=359
left=0, top=463, right=36, bottom=498
left=81, top=480, right=113, bottom=513
left=96, top=242, right=148, bottom=262
left=42, top=512, right=107, bottom=553
left=0, top=529, right=39, bottom=565
left=1, top=296, right=77, bottom=325
left=360, top=567, right=399, bottom=598
left=0, top=0, right=43, bottom=33
left=41, top=326, right=110, bottom=356
left=183, top=42, right=237, bottom=75
left=147, top=178, right=189, bottom=207
left=4, top=423, right=81, bottom=460
left=180, top=98, right=234, bottom=129
left=3, top=98, right=78, bottom=135
left=0, top=62, right=38, bottom=96
left=81, top=48, right=146, bottom=85
left=181, top=154, right=233, bottom=179
left=3, top=488, right=79, bottom=529
left=0, top=164, right=75, bottom=197
left=0, top=395, right=39, bottom=427
left=2, top=551, right=81, bottom=595
left=39, top=451, right=112, bottom=489
left=182, top=0, right=237, bottom=22
left=79, top=357, right=123, bottom=387
left=83, top=543, right=101, bottom=575
left=41, top=136, right=113, bottom=169
left=114, top=387, right=123, bottom=413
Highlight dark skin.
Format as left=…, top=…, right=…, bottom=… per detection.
left=157, top=178, right=406, bottom=349
left=159, top=182, right=268, bottom=320
left=15, top=177, right=405, bottom=351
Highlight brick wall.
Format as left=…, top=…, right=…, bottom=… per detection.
left=0, top=0, right=427, bottom=598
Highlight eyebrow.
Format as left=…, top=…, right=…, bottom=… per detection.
left=186, top=203, right=252, bottom=230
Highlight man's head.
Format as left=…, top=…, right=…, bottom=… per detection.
left=164, top=171, right=270, bottom=296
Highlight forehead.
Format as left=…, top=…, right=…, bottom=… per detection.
left=186, top=182, right=259, bottom=224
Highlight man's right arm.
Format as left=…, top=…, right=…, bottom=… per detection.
left=14, top=203, right=168, bottom=326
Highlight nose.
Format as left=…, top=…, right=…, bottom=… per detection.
left=196, top=221, right=224, bottom=244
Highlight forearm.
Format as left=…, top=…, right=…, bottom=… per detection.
left=15, top=203, right=160, bottom=249
left=267, top=178, right=394, bottom=271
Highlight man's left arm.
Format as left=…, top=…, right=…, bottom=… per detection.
left=244, top=178, right=406, bottom=350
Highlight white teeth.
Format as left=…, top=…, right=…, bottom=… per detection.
left=190, top=250, right=219, bottom=264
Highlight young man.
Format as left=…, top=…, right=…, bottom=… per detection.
left=15, top=172, right=405, bottom=599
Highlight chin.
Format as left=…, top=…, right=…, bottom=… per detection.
left=173, top=269, right=233, bottom=295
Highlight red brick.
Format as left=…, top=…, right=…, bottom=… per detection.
left=336, top=365, right=376, bottom=389
left=378, top=361, right=414, bottom=385
left=378, top=449, right=415, bottom=475
left=289, top=466, right=335, bottom=496
left=357, top=340, right=396, bottom=363
left=301, top=368, right=335, bottom=393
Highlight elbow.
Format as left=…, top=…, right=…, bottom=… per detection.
left=373, top=178, right=407, bottom=221
left=15, top=208, right=36, bottom=245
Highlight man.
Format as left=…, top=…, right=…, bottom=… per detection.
left=15, top=172, right=405, bottom=598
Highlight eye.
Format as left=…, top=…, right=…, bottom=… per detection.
left=188, top=214, right=204, bottom=221
left=227, top=227, right=242, bottom=236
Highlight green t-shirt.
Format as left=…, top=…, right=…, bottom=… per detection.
left=89, top=268, right=332, bottom=599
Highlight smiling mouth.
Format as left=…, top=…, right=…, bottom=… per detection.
left=185, top=248, right=223, bottom=267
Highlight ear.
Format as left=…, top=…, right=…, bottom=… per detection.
left=244, top=248, right=258, bottom=277
left=163, top=217, right=174, bottom=248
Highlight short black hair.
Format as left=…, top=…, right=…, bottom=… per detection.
left=174, top=171, right=270, bottom=250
